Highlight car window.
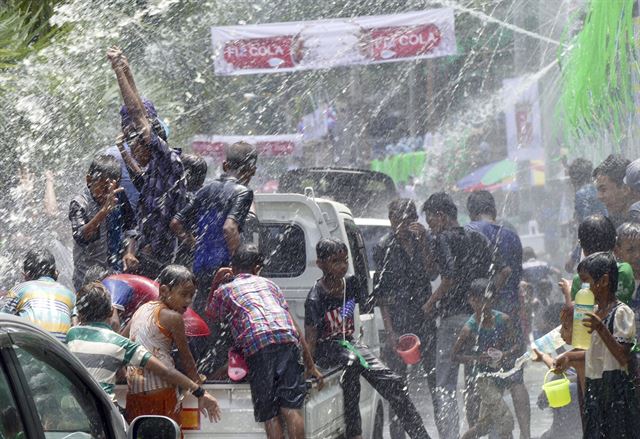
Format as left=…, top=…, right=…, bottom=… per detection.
left=344, top=219, right=372, bottom=311
left=14, top=346, right=108, bottom=439
left=260, top=223, right=306, bottom=278
left=358, top=225, right=390, bottom=270
left=345, top=219, right=369, bottom=280
left=0, top=362, right=26, bottom=439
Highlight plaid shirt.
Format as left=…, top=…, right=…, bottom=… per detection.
left=208, top=273, right=299, bottom=358
left=135, top=133, right=186, bottom=259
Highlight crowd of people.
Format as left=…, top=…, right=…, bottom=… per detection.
left=2, top=44, right=640, bottom=439
left=368, top=151, right=640, bottom=439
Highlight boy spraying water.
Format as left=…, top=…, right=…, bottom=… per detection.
left=452, top=279, right=521, bottom=439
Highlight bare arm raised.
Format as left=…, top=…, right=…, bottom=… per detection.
left=107, top=46, right=151, bottom=144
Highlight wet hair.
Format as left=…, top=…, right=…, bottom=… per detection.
left=578, top=214, right=617, bottom=255
left=75, top=282, right=113, bottom=323
left=23, top=249, right=56, bottom=280
left=156, top=264, right=196, bottom=289
left=225, top=141, right=258, bottom=170
left=617, top=222, right=640, bottom=244
left=182, top=154, right=208, bottom=192
left=468, top=278, right=494, bottom=300
left=592, top=154, right=630, bottom=187
left=87, top=154, right=121, bottom=182
left=231, top=244, right=265, bottom=271
left=316, top=238, right=348, bottom=261
left=466, top=190, right=497, bottom=219
left=82, top=265, right=115, bottom=286
left=388, top=198, right=417, bottom=219
left=577, top=252, right=619, bottom=295
left=421, top=192, right=457, bottom=219
left=568, top=158, right=594, bottom=187
left=523, top=246, right=536, bottom=260
left=120, top=98, right=168, bottom=142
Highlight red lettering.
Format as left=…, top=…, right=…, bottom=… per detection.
left=223, top=36, right=295, bottom=69
left=365, top=24, right=442, bottom=60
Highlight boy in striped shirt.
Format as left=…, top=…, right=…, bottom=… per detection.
left=1, top=249, right=75, bottom=343
left=67, top=282, right=220, bottom=422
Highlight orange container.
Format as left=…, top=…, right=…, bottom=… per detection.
left=396, top=333, right=421, bottom=365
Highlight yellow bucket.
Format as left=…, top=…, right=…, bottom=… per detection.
left=542, top=370, right=571, bottom=408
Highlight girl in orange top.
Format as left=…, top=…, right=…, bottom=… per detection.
left=125, top=265, right=203, bottom=427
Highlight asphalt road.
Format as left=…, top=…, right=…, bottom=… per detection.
left=383, top=361, right=578, bottom=439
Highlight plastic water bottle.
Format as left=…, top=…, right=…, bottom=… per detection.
left=533, top=325, right=566, bottom=354
left=572, top=283, right=595, bottom=350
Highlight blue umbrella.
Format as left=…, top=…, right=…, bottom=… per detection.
left=456, top=162, right=495, bottom=191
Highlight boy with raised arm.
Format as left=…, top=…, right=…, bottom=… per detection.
left=106, top=46, right=186, bottom=278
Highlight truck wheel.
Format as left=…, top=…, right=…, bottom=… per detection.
left=372, top=403, right=384, bottom=439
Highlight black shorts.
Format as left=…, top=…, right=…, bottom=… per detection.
left=246, top=343, right=307, bottom=422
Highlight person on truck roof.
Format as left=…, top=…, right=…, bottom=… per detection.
left=305, top=238, right=431, bottom=439
left=207, top=244, right=323, bottom=439
left=107, top=46, right=186, bottom=280
left=171, top=140, right=256, bottom=315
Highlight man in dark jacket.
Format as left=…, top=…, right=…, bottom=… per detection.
left=373, top=199, right=438, bottom=439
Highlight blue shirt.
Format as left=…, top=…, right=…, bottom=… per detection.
left=466, top=220, right=522, bottom=315
left=174, top=174, right=253, bottom=275
left=574, top=183, right=607, bottom=223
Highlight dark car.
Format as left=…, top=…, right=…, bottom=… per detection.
left=0, top=314, right=179, bottom=439
left=278, top=167, right=398, bottom=218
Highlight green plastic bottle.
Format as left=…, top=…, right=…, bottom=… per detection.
left=572, top=283, right=595, bottom=350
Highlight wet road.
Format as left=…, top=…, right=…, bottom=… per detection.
left=385, top=362, right=562, bottom=439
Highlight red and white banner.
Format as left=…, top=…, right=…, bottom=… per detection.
left=211, top=9, right=456, bottom=75
left=503, top=77, right=543, bottom=162
left=192, top=134, right=303, bottom=159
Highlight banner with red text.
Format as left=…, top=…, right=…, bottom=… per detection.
left=211, top=9, right=456, bottom=75
left=192, top=134, right=303, bottom=160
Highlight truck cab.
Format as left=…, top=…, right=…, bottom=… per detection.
left=116, top=192, right=385, bottom=438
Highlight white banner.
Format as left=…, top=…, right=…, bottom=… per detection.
left=211, top=9, right=456, bottom=75
left=192, top=134, right=303, bottom=159
left=503, top=77, right=543, bottom=161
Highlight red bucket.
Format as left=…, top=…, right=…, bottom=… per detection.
left=396, top=333, right=421, bottom=365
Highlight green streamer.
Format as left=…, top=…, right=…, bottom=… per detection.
left=559, top=0, right=639, bottom=147
left=337, top=340, right=370, bottom=369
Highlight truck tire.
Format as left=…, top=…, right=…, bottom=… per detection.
left=372, top=403, right=384, bottom=439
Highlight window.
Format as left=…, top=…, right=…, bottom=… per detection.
left=14, top=346, right=108, bottom=439
left=0, top=361, right=25, bottom=439
left=260, top=223, right=306, bottom=278
left=344, top=220, right=373, bottom=312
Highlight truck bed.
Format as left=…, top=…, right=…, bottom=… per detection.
left=115, top=366, right=366, bottom=438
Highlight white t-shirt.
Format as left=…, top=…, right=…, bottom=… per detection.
left=585, top=302, right=636, bottom=379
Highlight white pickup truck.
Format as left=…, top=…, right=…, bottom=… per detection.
left=116, top=192, right=386, bottom=438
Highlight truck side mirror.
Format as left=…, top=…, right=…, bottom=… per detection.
left=127, top=415, right=181, bottom=439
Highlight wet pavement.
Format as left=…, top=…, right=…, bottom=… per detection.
left=385, top=361, right=556, bottom=439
